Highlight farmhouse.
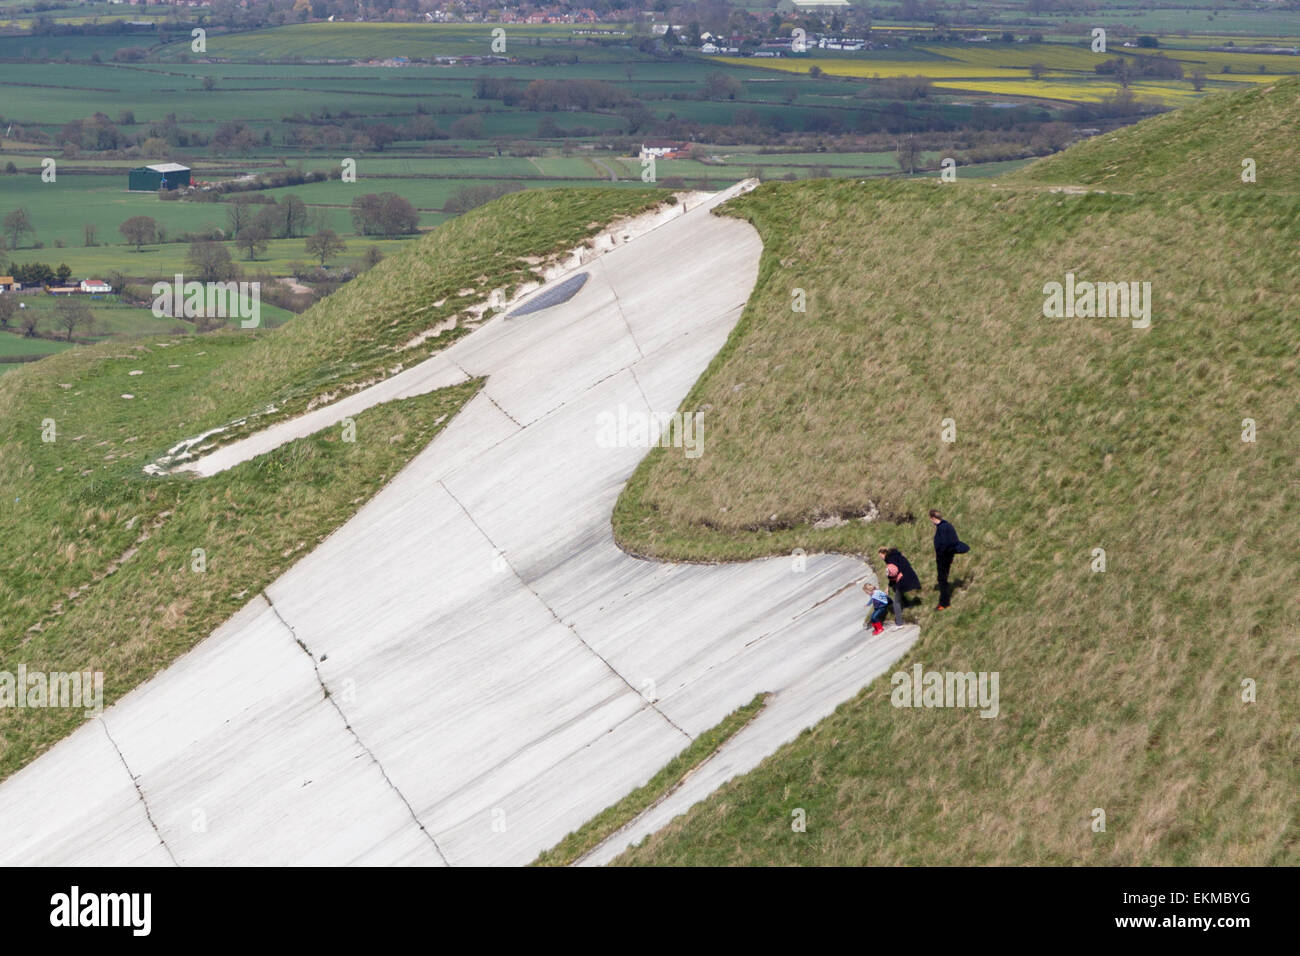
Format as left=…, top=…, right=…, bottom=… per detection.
left=80, top=279, right=112, bottom=294
left=128, top=163, right=191, bottom=192
left=779, top=0, right=850, bottom=9
left=0, top=276, right=16, bottom=293
left=640, top=140, right=691, bottom=159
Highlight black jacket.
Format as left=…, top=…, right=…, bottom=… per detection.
left=883, top=549, right=921, bottom=592
left=934, top=519, right=960, bottom=556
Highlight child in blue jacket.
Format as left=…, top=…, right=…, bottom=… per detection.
left=863, top=583, right=892, bottom=635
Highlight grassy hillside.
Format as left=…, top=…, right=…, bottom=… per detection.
left=1013, top=75, right=1300, bottom=192
left=607, top=91, right=1298, bottom=863
left=0, top=187, right=660, bottom=780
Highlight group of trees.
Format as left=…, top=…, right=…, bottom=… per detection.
left=228, top=194, right=312, bottom=240
left=6, top=209, right=170, bottom=253
left=211, top=121, right=275, bottom=156
left=1096, top=54, right=1185, bottom=84
left=475, top=77, right=635, bottom=112
left=2, top=261, right=73, bottom=286
left=59, top=113, right=130, bottom=152
left=349, top=193, right=420, bottom=237
left=0, top=291, right=94, bottom=341
left=0, top=293, right=39, bottom=338
left=4, top=186, right=401, bottom=273
left=48, top=109, right=415, bottom=158
left=53, top=111, right=203, bottom=157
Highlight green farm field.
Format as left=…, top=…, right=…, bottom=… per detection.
left=0, top=328, right=70, bottom=359
left=3, top=235, right=417, bottom=280
left=10, top=292, right=296, bottom=337
left=157, top=22, right=599, bottom=61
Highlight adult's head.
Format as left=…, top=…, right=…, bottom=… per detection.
left=928, top=509, right=943, bottom=525
left=877, top=547, right=890, bottom=559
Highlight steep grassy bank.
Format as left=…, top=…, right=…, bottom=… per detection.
left=1012, top=75, right=1300, bottom=192
left=608, top=163, right=1298, bottom=861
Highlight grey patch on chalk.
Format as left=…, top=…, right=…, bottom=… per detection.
left=508, top=272, right=590, bottom=318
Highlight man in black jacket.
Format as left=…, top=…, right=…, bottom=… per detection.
left=930, top=509, right=964, bottom=609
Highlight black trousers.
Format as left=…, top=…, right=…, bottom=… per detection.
left=936, top=551, right=955, bottom=606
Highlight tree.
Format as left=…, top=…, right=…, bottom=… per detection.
left=304, top=228, right=346, bottom=267
left=54, top=296, right=93, bottom=341
left=227, top=196, right=253, bottom=236
left=378, top=194, right=420, bottom=235
left=351, top=193, right=420, bottom=237
left=83, top=222, right=98, bottom=247
left=450, top=114, right=484, bottom=138
left=252, top=203, right=284, bottom=239
left=895, top=136, right=921, bottom=175
left=140, top=136, right=170, bottom=158
left=351, top=194, right=383, bottom=235
left=703, top=72, right=743, bottom=100
left=236, top=225, right=269, bottom=261
left=281, top=194, right=308, bottom=238
left=119, top=215, right=158, bottom=252
left=3, top=208, right=34, bottom=249
left=202, top=75, right=216, bottom=91
left=1029, top=62, right=1047, bottom=81
left=186, top=240, right=237, bottom=282
left=1191, top=70, right=1206, bottom=91
left=56, top=263, right=71, bottom=283
left=19, top=305, right=39, bottom=337
left=0, top=294, right=15, bottom=329
left=366, top=123, right=400, bottom=151
left=362, top=245, right=384, bottom=271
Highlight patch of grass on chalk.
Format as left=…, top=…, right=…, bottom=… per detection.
left=531, top=692, right=769, bottom=867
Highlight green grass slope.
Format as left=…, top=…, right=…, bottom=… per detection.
left=1012, top=75, right=1300, bottom=192
left=609, top=89, right=1299, bottom=864
left=0, top=187, right=660, bottom=780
